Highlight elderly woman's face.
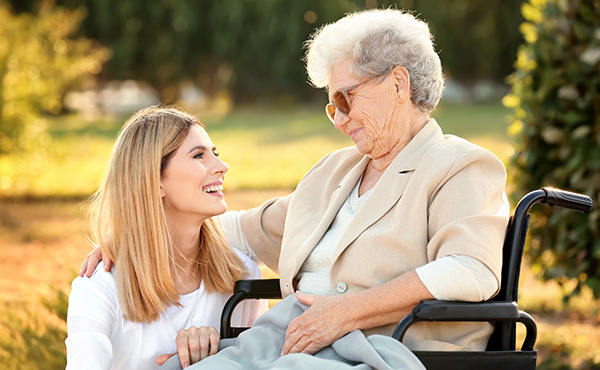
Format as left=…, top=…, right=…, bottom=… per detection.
left=328, top=60, right=407, bottom=159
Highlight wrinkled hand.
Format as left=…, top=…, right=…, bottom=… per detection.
left=281, top=291, right=351, bottom=356
left=156, top=326, right=219, bottom=368
left=79, top=246, right=112, bottom=277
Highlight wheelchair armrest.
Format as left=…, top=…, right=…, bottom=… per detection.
left=220, top=279, right=282, bottom=338
left=411, top=300, right=520, bottom=321
left=393, top=300, right=537, bottom=351
left=231, top=278, right=282, bottom=298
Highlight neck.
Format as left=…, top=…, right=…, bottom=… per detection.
left=165, top=213, right=205, bottom=294
left=370, top=110, right=430, bottom=171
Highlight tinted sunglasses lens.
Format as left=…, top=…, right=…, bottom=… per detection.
left=333, top=91, right=350, bottom=114
left=326, top=104, right=336, bottom=122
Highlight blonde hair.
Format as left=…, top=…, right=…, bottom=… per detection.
left=87, top=106, right=247, bottom=322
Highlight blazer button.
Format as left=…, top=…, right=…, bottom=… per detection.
left=335, top=281, right=348, bottom=294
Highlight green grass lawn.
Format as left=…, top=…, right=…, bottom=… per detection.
left=2, top=102, right=600, bottom=369
left=0, top=102, right=513, bottom=197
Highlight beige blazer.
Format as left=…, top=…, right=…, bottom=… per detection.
left=241, top=119, right=509, bottom=351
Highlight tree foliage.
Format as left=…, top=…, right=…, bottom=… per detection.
left=51, top=0, right=360, bottom=103
left=505, top=0, right=600, bottom=297
left=380, top=0, right=524, bottom=84
left=0, top=1, right=109, bottom=155
left=40, top=0, right=524, bottom=104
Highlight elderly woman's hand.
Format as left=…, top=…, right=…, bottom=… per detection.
left=280, top=291, right=352, bottom=356
left=79, top=246, right=112, bottom=277
left=156, top=326, right=220, bottom=368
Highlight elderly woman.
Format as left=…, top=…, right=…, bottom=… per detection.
left=82, top=8, right=508, bottom=368
left=224, top=6, right=507, bottom=351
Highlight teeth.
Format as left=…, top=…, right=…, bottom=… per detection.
left=203, top=184, right=223, bottom=193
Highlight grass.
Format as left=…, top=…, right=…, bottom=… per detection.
left=1, top=192, right=599, bottom=369
left=0, top=102, right=512, bottom=198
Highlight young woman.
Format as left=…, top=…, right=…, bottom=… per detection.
left=65, top=107, right=266, bottom=370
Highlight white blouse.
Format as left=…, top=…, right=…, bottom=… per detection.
left=65, top=249, right=267, bottom=370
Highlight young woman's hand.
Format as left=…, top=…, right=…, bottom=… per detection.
left=155, top=326, right=220, bottom=368
left=79, top=247, right=112, bottom=277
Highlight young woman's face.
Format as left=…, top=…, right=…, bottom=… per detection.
left=160, top=124, right=229, bottom=221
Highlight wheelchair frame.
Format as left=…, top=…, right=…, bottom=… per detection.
left=220, top=187, right=593, bottom=369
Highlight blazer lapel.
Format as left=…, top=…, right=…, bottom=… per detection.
left=334, top=161, right=412, bottom=259
left=334, top=119, right=445, bottom=260
left=290, top=155, right=370, bottom=276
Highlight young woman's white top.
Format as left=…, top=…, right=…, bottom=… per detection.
left=65, top=249, right=267, bottom=370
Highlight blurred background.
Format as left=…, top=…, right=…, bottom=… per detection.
left=0, top=0, right=598, bottom=369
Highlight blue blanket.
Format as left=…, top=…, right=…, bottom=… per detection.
left=162, top=294, right=425, bottom=370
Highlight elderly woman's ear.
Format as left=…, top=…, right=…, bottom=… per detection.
left=392, top=66, right=411, bottom=104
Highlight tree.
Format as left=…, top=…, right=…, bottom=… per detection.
left=0, top=0, right=109, bottom=155
left=378, top=0, right=524, bottom=85
left=43, top=0, right=523, bottom=103
left=48, top=0, right=361, bottom=103
left=505, top=0, right=600, bottom=297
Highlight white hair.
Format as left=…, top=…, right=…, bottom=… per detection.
left=304, top=9, right=444, bottom=112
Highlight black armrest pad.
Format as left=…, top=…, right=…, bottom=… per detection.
left=394, top=300, right=537, bottom=351
left=233, top=279, right=282, bottom=299
left=413, top=300, right=519, bottom=321
left=221, top=279, right=282, bottom=338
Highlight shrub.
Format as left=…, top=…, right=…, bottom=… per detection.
left=0, top=1, right=109, bottom=154
left=504, top=0, right=600, bottom=297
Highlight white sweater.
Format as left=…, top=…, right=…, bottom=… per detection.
left=65, top=250, right=267, bottom=370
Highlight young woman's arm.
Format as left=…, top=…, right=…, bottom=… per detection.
left=66, top=264, right=117, bottom=370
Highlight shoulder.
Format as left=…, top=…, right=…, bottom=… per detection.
left=299, top=146, right=363, bottom=184
left=70, top=262, right=117, bottom=300
left=68, top=262, right=119, bottom=323
left=435, top=134, right=500, bottom=160
left=233, top=248, right=263, bottom=279
left=422, top=134, right=505, bottom=176
left=312, top=146, right=363, bottom=169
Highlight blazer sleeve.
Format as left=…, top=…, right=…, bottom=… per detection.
left=240, top=150, right=339, bottom=273
left=425, top=146, right=509, bottom=287
left=240, top=194, right=291, bottom=273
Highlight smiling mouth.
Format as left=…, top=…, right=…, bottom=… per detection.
left=203, top=184, right=223, bottom=193
left=349, top=128, right=362, bottom=139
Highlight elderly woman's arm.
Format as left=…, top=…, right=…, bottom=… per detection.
left=417, top=255, right=499, bottom=301
left=281, top=270, right=432, bottom=355
left=281, top=254, right=498, bottom=355
left=219, top=211, right=258, bottom=261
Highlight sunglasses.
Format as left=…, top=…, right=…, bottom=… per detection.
left=325, top=76, right=377, bottom=123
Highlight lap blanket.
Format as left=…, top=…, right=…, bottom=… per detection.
left=162, top=294, right=425, bottom=370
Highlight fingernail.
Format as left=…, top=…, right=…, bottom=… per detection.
left=183, top=362, right=189, bottom=368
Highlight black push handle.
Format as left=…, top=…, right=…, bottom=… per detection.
left=541, top=187, right=593, bottom=213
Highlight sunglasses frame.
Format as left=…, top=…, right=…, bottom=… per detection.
left=325, top=75, right=378, bottom=123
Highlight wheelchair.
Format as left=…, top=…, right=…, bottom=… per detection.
left=220, top=187, right=593, bottom=369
